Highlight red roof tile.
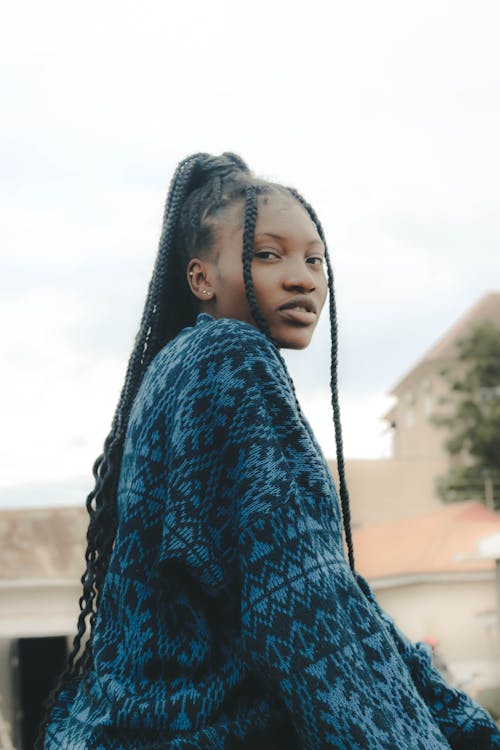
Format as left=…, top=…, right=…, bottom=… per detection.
left=352, top=500, right=500, bottom=580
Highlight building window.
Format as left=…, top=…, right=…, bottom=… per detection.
left=404, top=389, right=414, bottom=405
left=422, top=377, right=432, bottom=393
left=424, top=394, right=433, bottom=417
left=404, top=390, right=415, bottom=427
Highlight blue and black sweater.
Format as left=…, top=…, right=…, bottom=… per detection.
left=46, top=311, right=500, bottom=749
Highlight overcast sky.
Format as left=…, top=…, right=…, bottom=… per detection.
left=1, top=0, right=499, bottom=507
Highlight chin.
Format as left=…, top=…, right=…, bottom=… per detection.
left=275, top=330, right=314, bottom=350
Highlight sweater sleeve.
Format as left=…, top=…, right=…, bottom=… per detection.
left=237, top=507, right=453, bottom=748
left=354, top=571, right=500, bottom=749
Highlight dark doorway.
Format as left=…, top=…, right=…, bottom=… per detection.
left=11, top=636, right=68, bottom=750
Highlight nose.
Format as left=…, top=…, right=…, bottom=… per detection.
left=283, top=259, right=316, bottom=291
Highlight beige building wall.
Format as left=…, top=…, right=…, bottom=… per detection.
left=387, top=360, right=456, bottom=461
left=328, top=456, right=446, bottom=524
left=386, top=293, right=500, bottom=464
left=375, top=575, right=499, bottom=694
left=0, top=581, right=80, bottom=640
left=0, top=581, right=80, bottom=740
left=0, top=639, right=14, bottom=743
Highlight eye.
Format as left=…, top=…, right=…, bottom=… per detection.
left=307, top=256, right=326, bottom=265
left=254, top=250, right=280, bottom=259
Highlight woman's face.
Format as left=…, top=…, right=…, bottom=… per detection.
left=187, top=192, right=329, bottom=349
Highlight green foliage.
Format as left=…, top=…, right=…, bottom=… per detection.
left=431, top=321, right=500, bottom=509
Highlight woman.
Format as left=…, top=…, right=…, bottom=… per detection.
left=40, top=153, right=500, bottom=748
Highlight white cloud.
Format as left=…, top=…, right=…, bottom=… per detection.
left=0, top=290, right=124, bottom=485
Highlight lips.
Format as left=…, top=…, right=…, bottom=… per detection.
left=277, top=296, right=317, bottom=314
left=277, top=296, right=318, bottom=327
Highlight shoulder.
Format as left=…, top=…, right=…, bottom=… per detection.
left=197, top=314, right=293, bottom=390
left=196, top=313, right=278, bottom=358
left=172, top=314, right=295, bottom=406
left=143, top=314, right=295, bottom=413
left=177, top=313, right=289, bottom=380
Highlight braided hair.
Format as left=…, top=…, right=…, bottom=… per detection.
left=36, top=152, right=356, bottom=746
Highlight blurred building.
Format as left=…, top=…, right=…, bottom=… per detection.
left=384, top=291, right=500, bottom=462
left=327, top=291, right=500, bottom=711
left=350, top=500, right=499, bottom=687
left=0, top=507, right=84, bottom=748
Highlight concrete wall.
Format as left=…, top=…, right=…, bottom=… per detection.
left=0, top=581, right=79, bottom=744
left=0, top=639, right=14, bottom=744
left=328, top=456, right=447, bottom=524
left=375, top=575, right=499, bottom=695
left=0, top=580, right=80, bottom=639
left=390, top=363, right=454, bottom=460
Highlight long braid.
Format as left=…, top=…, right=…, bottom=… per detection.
left=78, top=156, right=206, bottom=657
left=79, top=164, right=202, bottom=638
left=286, top=187, right=355, bottom=572
left=240, top=186, right=307, bottom=403
left=240, top=183, right=355, bottom=571
left=139, top=153, right=204, bottom=357
left=324, top=250, right=355, bottom=571
left=242, top=186, right=274, bottom=340
left=36, top=152, right=233, bottom=748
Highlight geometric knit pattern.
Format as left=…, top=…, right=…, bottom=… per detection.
left=45, top=312, right=500, bottom=749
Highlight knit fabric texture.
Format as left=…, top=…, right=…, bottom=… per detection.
left=46, top=312, right=500, bottom=749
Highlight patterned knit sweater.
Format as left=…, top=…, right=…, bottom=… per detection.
left=46, top=311, right=500, bottom=749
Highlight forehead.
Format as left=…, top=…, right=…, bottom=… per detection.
left=255, top=192, right=320, bottom=240
left=216, top=190, right=321, bottom=245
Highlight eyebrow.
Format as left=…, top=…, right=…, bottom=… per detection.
left=255, top=232, right=325, bottom=248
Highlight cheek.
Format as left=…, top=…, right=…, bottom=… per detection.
left=318, top=276, right=329, bottom=307
left=226, top=269, right=250, bottom=308
left=232, top=269, right=248, bottom=295
left=247, top=269, right=275, bottom=304
left=220, top=262, right=244, bottom=289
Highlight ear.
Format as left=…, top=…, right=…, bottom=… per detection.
left=187, top=259, right=215, bottom=301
